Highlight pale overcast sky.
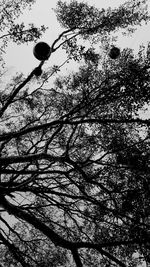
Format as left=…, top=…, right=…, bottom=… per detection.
left=4, top=0, right=150, bottom=76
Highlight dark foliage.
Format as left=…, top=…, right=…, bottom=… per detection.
left=0, top=1, right=150, bottom=267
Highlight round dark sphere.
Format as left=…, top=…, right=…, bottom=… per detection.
left=33, top=42, right=51, bottom=61
left=109, top=47, right=120, bottom=59
left=34, top=67, right=42, bottom=76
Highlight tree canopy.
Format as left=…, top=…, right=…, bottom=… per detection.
left=0, top=0, right=47, bottom=68
left=0, top=0, right=150, bottom=266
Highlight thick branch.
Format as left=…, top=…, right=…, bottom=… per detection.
left=0, top=152, right=64, bottom=165
left=0, top=196, right=72, bottom=249
left=0, top=72, right=34, bottom=118
left=99, top=248, right=126, bottom=267
left=71, top=249, right=83, bottom=267
left=0, top=196, right=147, bottom=266
left=0, top=118, right=149, bottom=142
left=0, top=60, right=44, bottom=118
left=0, top=231, right=30, bottom=267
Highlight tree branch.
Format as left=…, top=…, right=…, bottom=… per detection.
left=71, top=249, right=83, bottom=267
left=0, top=61, right=44, bottom=118
left=98, top=248, right=126, bottom=267
left=0, top=231, right=30, bottom=267
left=0, top=117, right=149, bottom=142
left=0, top=196, right=72, bottom=249
left=51, top=28, right=77, bottom=51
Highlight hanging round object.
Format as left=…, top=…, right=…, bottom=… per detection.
left=109, top=46, right=120, bottom=59
left=34, top=66, right=42, bottom=76
left=33, top=42, right=51, bottom=61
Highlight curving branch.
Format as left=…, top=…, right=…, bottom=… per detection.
left=0, top=117, right=149, bottom=142
left=0, top=196, right=147, bottom=267
left=51, top=27, right=77, bottom=51
left=0, top=196, right=72, bottom=249
left=0, top=231, right=30, bottom=267
left=0, top=70, right=35, bottom=118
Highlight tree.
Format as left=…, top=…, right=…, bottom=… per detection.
left=0, top=0, right=47, bottom=68
left=0, top=0, right=150, bottom=266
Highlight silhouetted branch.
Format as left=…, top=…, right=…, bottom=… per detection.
left=0, top=231, right=30, bottom=267
left=0, top=118, right=149, bottom=142
left=71, top=249, right=83, bottom=267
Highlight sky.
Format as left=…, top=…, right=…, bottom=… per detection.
left=3, top=0, right=150, bottom=77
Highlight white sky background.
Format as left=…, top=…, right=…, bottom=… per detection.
left=4, top=0, right=150, bottom=77
left=3, top=0, right=150, bottom=120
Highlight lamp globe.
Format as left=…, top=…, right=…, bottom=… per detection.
left=109, top=46, right=120, bottom=59
left=33, top=42, right=51, bottom=61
